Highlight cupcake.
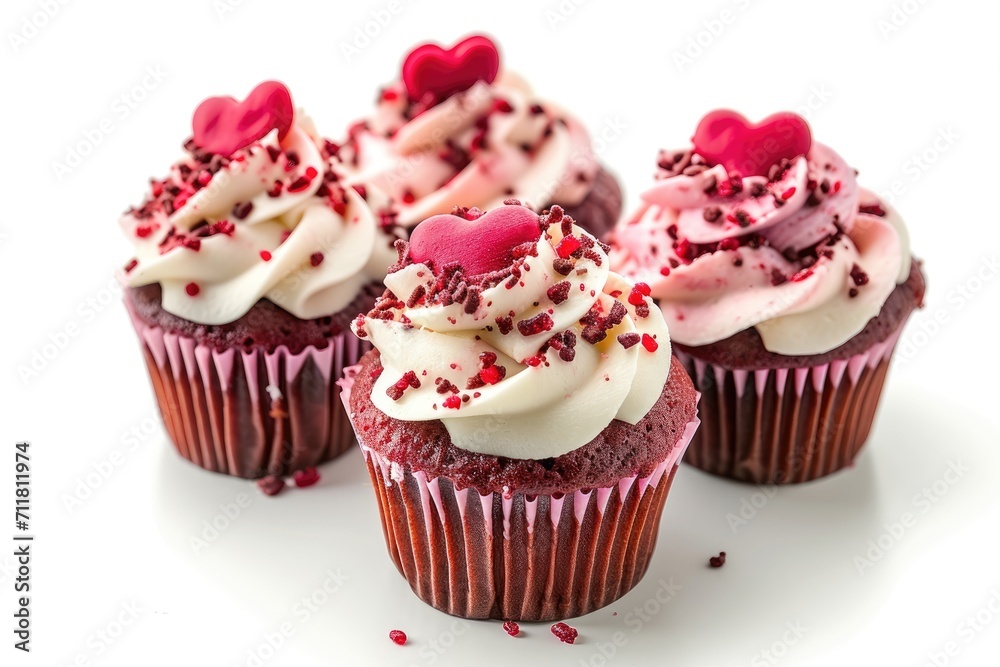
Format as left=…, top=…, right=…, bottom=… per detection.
left=340, top=201, right=700, bottom=621
left=337, top=34, right=622, bottom=240
left=120, top=81, right=394, bottom=482
left=610, top=110, right=925, bottom=484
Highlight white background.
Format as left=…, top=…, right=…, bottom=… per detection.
left=2, top=0, right=999, bottom=665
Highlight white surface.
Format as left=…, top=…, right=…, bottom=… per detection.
left=2, top=0, right=999, bottom=665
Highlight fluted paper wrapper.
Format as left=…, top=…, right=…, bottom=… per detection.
left=676, top=328, right=902, bottom=485
left=339, top=365, right=699, bottom=621
left=126, top=305, right=369, bottom=478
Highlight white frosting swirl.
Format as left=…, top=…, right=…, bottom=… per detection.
left=340, top=72, right=597, bottom=228
left=353, top=211, right=672, bottom=459
left=121, top=115, right=395, bottom=325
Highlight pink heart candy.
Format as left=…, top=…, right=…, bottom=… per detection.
left=408, top=205, right=541, bottom=277
left=692, top=109, right=812, bottom=177
left=402, top=35, right=500, bottom=102
left=192, top=80, right=294, bottom=157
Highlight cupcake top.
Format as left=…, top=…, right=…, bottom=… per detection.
left=120, top=81, right=393, bottom=326
left=610, top=110, right=912, bottom=356
left=337, top=35, right=599, bottom=232
left=351, top=202, right=671, bottom=460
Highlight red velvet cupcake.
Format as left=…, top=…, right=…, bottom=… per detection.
left=338, top=34, right=623, bottom=240
left=610, top=110, right=925, bottom=484
left=340, top=202, right=699, bottom=621
left=120, top=81, right=394, bottom=481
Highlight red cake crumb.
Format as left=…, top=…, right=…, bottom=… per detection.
left=293, top=468, right=320, bottom=488
left=257, top=476, right=285, bottom=496
left=550, top=622, right=578, bottom=644
left=709, top=551, right=727, bottom=568
left=389, top=630, right=407, bottom=645
left=503, top=621, right=520, bottom=637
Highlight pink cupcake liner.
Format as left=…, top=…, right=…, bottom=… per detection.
left=127, top=306, right=369, bottom=478
left=675, top=328, right=902, bottom=484
left=339, top=366, right=699, bottom=621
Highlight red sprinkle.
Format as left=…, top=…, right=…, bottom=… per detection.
left=256, top=476, right=285, bottom=496
left=659, top=266, right=671, bottom=276
left=718, top=237, right=740, bottom=251
left=859, top=203, right=886, bottom=217
left=304, top=166, right=318, bottom=180
left=479, top=365, right=505, bottom=385
left=389, top=630, right=407, bottom=646
left=503, top=621, right=520, bottom=637
left=627, top=283, right=651, bottom=305
left=135, top=224, right=156, bottom=239
left=546, top=281, right=571, bottom=305
left=124, top=258, right=138, bottom=273
left=850, top=263, right=870, bottom=286
left=442, top=395, right=462, bottom=410
left=780, top=187, right=797, bottom=200
left=259, top=250, right=272, bottom=261
left=617, top=332, right=641, bottom=349
left=709, top=551, right=727, bottom=568
left=517, top=312, right=554, bottom=336
left=185, top=282, right=200, bottom=297
left=555, top=235, right=582, bottom=259
left=293, top=468, right=320, bottom=488
left=287, top=176, right=311, bottom=193
left=550, top=622, right=578, bottom=644
left=641, top=333, right=659, bottom=352
left=310, top=252, right=324, bottom=267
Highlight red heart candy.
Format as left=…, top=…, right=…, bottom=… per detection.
left=692, top=109, right=812, bottom=177
left=402, top=35, right=500, bottom=102
left=408, top=205, right=541, bottom=277
left=192, top=80, right=294, bottom=157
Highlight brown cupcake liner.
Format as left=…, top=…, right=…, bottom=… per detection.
left=339, top=366, right=699, bottom=621
left=675, top=328, right=902, bottom=485
left=127, top=305, right=369, bottom=478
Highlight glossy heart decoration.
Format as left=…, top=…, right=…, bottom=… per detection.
left=692, top=109, right=812, bottom=177
left=402, top=35, right=500, bottom=102
left=408, top=205, right=541, bottom=276
left=192, top=81, right=294, bottom=156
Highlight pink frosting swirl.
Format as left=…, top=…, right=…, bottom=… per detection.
left=611, top=142, right=911, bottom=355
